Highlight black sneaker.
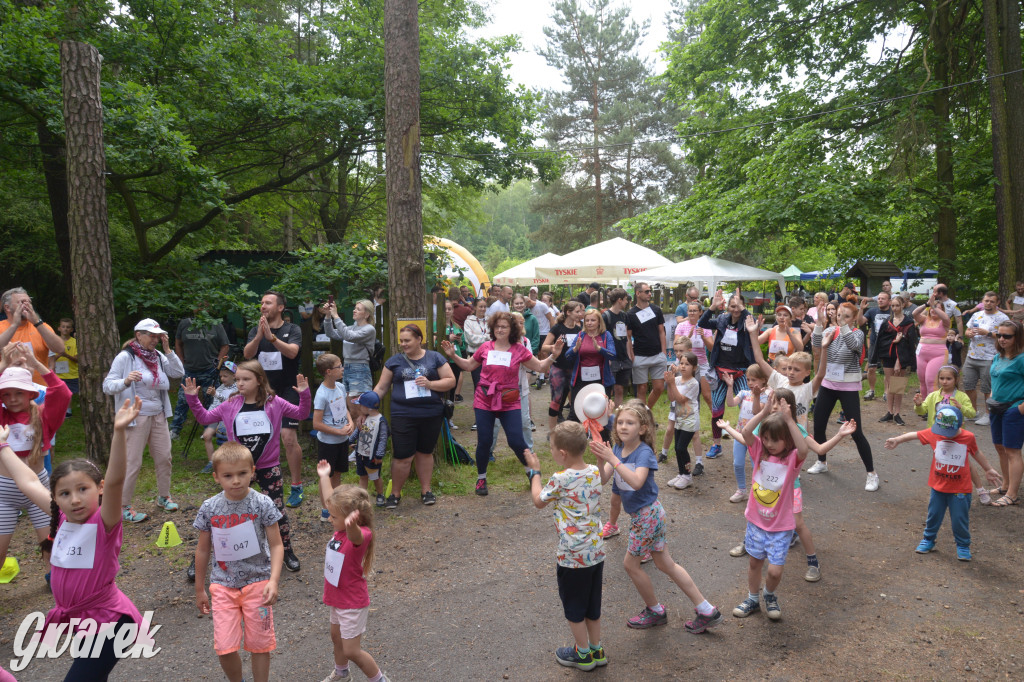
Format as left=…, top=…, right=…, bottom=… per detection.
left=454, top=394, right=464, bottom=403
left=893, top=414, right=905, bottom=426
left=878, top=412, right=893, bottom=423
left=186, top=557, right=196, bottom=583
left=475, top=479, right=488, bottom=496
left=421, top=491, right=436, bottom=505
left=692, top=461, right=705, bottom=476
left=385, top=494, right=400, bottom=509
left=657, top=452, right=668, bottom=463
left=283, top=549, right=300, bottom=572
left=375, top=494, right=386, bottom=507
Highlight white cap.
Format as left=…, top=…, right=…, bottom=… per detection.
left=134, top=318, right=167, bottom=335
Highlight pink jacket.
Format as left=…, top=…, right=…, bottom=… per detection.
left=186, top=390, right=310, bottom=469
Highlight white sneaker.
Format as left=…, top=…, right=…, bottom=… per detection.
left=729, top=488, right=747, bottom=503
left=975, top=414, right=991, bottom=426
left=978, top=488, right=992, bottom=505
left=807, top=460, right=829, bottom=474
left=673, top=474, right=693, bottom=489
left=865, top=472, right=880, bottom=492
left=666, top=474, right=681, bottom=487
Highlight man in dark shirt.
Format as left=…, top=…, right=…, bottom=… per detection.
left=860, top=291, right=892, bottom=400
left=626, top=282, right=667, bottom=408
left=602, top=288, right=633, bottom=407
left=576, top=282, right=601, bottom=307
left=244, top=291, right=305, bottom=507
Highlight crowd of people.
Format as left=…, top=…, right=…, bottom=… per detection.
left=0, top=277, right=1023, bottom=679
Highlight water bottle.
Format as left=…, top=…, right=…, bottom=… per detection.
left=414, top=367, right=425, bottom=396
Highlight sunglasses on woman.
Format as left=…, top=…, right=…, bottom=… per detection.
left=995, top=333, right=1017, bottom=340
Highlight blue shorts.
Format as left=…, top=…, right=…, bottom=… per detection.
left=991, top=403, right=1024, bottom=450
left=744, top=521, right=793, bottom=566
left=343, top=362, right=373, bottom=395
left=355, top=453, right=382, bottom=479
left=63, top=378, right=79, bottom=394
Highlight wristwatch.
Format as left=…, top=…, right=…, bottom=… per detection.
left=33, top=317, right=44, bottom=328
left=525, top=468, right=540, bottom=480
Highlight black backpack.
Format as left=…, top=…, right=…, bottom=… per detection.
left=369, top=340, right=386, bottom=372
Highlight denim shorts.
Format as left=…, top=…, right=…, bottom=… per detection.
left=744, top=521, right=794, bottom=566
left=991, top=402, right=1024, bottom=450
left=343, top=362, right=373, bottom=395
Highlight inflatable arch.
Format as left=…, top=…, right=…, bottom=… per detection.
left=425, top=235, right=490, bottom=294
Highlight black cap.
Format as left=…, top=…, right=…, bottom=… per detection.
left=589, top=282, right=601, bottom=290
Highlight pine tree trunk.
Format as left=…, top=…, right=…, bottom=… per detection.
left=37, top=122, right=74, bottom=306
left=931, top=1, right=958, bottom=291
left=592, top=82, right=603, bottom=243
left=384, top=0, right=425, bottom=352
left=1000, top=0, right=1024, bottom=286
left=983, top=0, right=1017, bottom=301
left=61, top=40, right=118, bottom=465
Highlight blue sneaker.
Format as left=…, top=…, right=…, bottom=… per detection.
left=286, top=485, right=303, bottom=508
left=915, top=540, right=935, bottom=554
left=201, top=461, right=214, bottom=474
left=320, top=509, right=331, bottom=523
left=956, top=546, right=972, bottom=561
left=555, top=645, right=595, bottom=671
left=706, top=444, right=722, bottom=459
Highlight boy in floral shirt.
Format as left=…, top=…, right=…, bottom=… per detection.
left=526, top=422, right=611, bottom=671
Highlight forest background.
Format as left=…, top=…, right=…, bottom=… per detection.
left=3, top=0, right=1022, bottom=324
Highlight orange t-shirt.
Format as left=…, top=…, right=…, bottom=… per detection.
left=0, top=320, right=56, bottom=383
left=917, top=429, right=978, bottom=494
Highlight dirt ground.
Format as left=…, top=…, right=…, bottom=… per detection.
left=1, top=387, right=1023, bottom=681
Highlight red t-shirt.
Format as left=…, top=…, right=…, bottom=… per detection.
left=917, top=429, right=978, bottom=494
left=323, top=526, right=372, bottom=610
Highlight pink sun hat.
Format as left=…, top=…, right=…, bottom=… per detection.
left=0, top=367, right=41, bottom=400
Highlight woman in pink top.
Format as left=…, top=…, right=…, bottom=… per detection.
left=442, top=311, right=564, bottom=496
left=913, top=292, right=952, bottom=394
left=0, top=398, right=147, bottom=680
left=675, top=301, right=715, bottom=368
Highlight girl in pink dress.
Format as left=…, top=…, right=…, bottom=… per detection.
left=0, top=397, right=146, bottom=681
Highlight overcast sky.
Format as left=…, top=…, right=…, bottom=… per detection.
left=471, top=0, right=677, bottom=92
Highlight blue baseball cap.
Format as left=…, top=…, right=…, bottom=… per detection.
left=356, top=391, right=380, bottom=409
left=221, top=360, right=238, bottom=373
left=932, top=405, right=963, bottom=438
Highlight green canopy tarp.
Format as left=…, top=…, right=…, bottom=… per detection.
left=781, top=265, right=803, bottom=281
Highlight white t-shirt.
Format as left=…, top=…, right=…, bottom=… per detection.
left=533, top=300, right=553, bottom=335
left=486, top=300, right=509, bottom=320
left=673, top=377, right=700, bottom=432
left=967, top=310, right=1009, bottom=361
left=941, top=299, right=962, bottom=319
left=769, top=370, right=813, bottom=422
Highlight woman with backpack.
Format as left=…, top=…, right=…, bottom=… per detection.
left=323, top=298, right=377, bottom=395
left=102, top=318, right=185, bottom=522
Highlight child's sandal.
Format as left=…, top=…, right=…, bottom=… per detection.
left=991, top=495, right=1019, bottom=507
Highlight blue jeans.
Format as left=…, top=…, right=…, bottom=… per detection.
left=475, top=407, right=529, bottom=476
left=733, top=439, right=749, bottom=489
left=711, top=371, right=747, bottom=441
left=343, top=362, right=373, bottom=395
left=490, top=389, right=533, bottom=454
left=171, top=366, right=220, bottom=433
left=923, top=489, right=971, bottom=548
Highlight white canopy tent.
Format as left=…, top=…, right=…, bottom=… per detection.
left=533, top=237, right=673, bottom=284
left=630, top=255, right=787, bottom=297
left=491, top=252, right=563, bottom=287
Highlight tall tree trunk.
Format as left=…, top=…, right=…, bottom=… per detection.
left=61, top=40, right=118, bottom=464
left=384, top=0, right=424, bottom=353
left=931, top=1, right=958, bottom=291
left=983, top=0, right=1017, bottom=302
left=1000, top=0, right=1024, bottom=286
left=283, top=206, right=294, bottom=250
left=591, top=82, right=603, bottom=242
left=37, top=122, right=73, bottom=306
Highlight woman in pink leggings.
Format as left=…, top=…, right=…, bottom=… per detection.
left=913, top=293, right=951, bottom=393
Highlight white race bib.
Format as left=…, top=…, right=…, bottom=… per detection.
left=50, top=522, right=97, bottom=570
left=824, top=363, right=845, bottom=382
left=874, top=316, right=887, bottom=332
left=692, top=333, right=704, bottom=349
left=55, top=360, right=70, bottom=375
left=235, top=410, right=271, bottom=436
left=614, top=321, right=627, bottom=338
left=581, top=365, right=601, bottom=382
left=613, top=464, right=636, bottom=492
left=564, top=334, right=578, bottom=348
left=754, top=459, right=788, bottom=493
left=635, top=307, right=656, bottom=324
left=324, top=546, right=345, bottom=587
left=486, top=350, right=512, bottom=367
left=328, top=396, right=349, bottom=424
left=934, top=440, right=968, bottom=468
left=404, top=380, right=431, bottom=399
left=739, top=400, right=754, bottom=421
left=769, top=339, right=789, bottom=355
left=211, top=520, right=261, bottom=562
left=1014, top=296, right=1024, bottom=306
left=258, top=351, right=282, bottom=371
left=6, top=423, right=34, bottom=451
left=722, top=329, right=738, bottom=347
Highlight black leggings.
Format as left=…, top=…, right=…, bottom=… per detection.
left=63, top=614, right=133, bottom=681
left=813, top=385, right=874, bottom=472
left=255, top=465, right=292, bottom=551
left=674, top=429, right=695, bottom=475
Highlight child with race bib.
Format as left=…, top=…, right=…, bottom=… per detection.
left=313, top=353, right=356, bottom=522
left=0, top=398, right=146, bottom=680
left=885, top=405, right=1001, bottom=561
left=201, top=360, right=239, bottom=474
left=0, top=343, right=71, bottom=577
left=663, top=351, right=710, bottom=491
left=722, top=363, right=770, bottom=502
left=185, top=360, right=310, bottom=572
left=730, top=396, right=809, bottom=621
left=315, top=464, right=390, bottom=682
left=590, top=399, right=723, bottom=633
left=194, top=442, right=284, bottom=682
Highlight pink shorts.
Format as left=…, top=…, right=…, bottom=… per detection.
left=210, top=581, right=276, bottom=655
left=329, top=606, right=370, bottom=639
left=792, top=486, right=803, bottom=515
